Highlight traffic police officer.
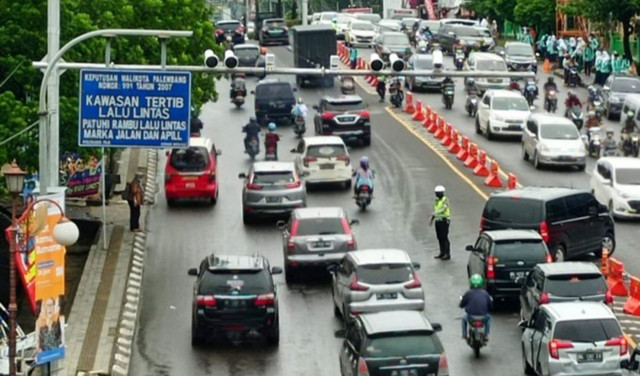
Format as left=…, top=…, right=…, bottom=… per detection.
left=430, top=185, right=451, bottom=260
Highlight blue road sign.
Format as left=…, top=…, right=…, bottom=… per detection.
left=79, top=70, right=191, bottom=148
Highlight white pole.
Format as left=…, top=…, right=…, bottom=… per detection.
left=101, top=147, right=107, bottom=249
left=302, top=0, right=308, bottom=25
left=47, top=0, right=60, bottom=189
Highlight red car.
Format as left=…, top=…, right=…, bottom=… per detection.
left=164, top=137, right=221, bottom=207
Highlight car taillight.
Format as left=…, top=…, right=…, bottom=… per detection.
left=285, top=180, right=301, bottom=189
left=549, top=339, right=573, bottom=359
left=322, top=112, right=335, bottom=120
left=255, top=292, right=275, bottom=307
left=209, top=171, right=216, bottom=182
left=545, top=254, right=553, bottom=263
left=404, top=271, right=422, bottom=289
left=196, top=295, right=217, bottom=307
left=356, top=358, right=370, bottom=376
left=539, top=292, right=549, bottom=304
left=288, top=220, right=299, bottom=250
left=605, top=336, right=628, bottom=356
left=539, top=220, right=549, bottom=243
left=336, top=155, right=350, bottom=166
left=486, top=256, right=495, bottom=280
left=341, top=218, right=356, bottom=248
left=359, top=110, right=370, bottom=118
left=605, top=290, right=614, bottom=305
left=246, top=182, right=263, bottom=190
left=303, top=157, right=317, bottom=167
left=438, top=353, right=449, bottom=376
left=349, top=274, right=369, bottom=291
left=479, top=216, right=486, bottom=233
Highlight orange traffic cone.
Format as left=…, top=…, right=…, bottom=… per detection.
left=543, top=58, right=551, bottom=74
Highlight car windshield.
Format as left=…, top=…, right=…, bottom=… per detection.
left=540, top=123, right=580, bottom=140
left=483, top=197, right=543, bottom=224
left=306, top=144, right=347, bottom=158
left=356, top=14, right=380, bottom=24
left=420, top=21, right=440, bottom=31
left=199, top=270, right=270, bottom=295
left=493, top=240, right=547, bottom=261
left=337, top=14, right=352, bottom=23
left=455, top=26, right=485, bottom=37
left=217, top=22, right=241, bottom=32
left=615, top=168, right=640, bottom=185
left=401, top=18, right=420, bottom=28
left=544, top=274, right=607, bottom=297
left=352, top=22, right=374, bottom=31
left=295, top=217, right=345, bottom=236
left=325, top=101, right=365, bottom=111
left=383, top=34, right=410, bottom=45
left=610, top=78, right=640, bottom=93
left=321, top=13, right=337, bottom=21
left=234, top=48, right=259, bottom=58
left=256, top=83, right=293, bottom=99
left=265, top=20, right=285, bottom=28
left=553, top=319, right=622, bottom=343
left=357, top=263, right=413, bottom=284
left=507, top=45, right=534, bottom=57
left=492, top=97, right=530, bottom=111
left=169, top=147, right=210, bottom=172
left=363, top=332, right=441, bottom=357
left=252, top=171, right=296, bottom=185
left=413, top=58, right=433, bottom=69
left=477, top=59, right=507, bottom=71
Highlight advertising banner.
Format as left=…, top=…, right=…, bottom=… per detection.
left=59, top=153, right=102, bottom=198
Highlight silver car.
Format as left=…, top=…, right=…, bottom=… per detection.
left=330, top=249, right=424, bottom=320
left=239, top=162, right=307, bottom=224
left=522, top=113, right=587, bottom=170
left=278, top=207, right=359, bottom=284
left=521, top=302, right=629, bottom=376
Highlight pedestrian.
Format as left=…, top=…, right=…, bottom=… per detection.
left=490, top=20, right=498, bottom=40
left=557, top=37, right=568, bottom=69
left=480, top=17, right=488, bottom=29
left=583, top=38, right=595, bottom=76
left=546, top=35, right=558, bottom=69
left=127, top=177, right=144, bottom=232
left=430, top=185, right=451, bottom=260
left=600, top=50, right=612, bottom=84
left=376, top=74, right=386, bottom=102
left=349, top=46, right=358, bottom=70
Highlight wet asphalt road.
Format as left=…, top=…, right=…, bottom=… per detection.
left=130, top=44, right=639, bottom=376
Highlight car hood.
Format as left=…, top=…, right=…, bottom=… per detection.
left=385, top=45, right=411, bottom=53
left=491, top=110, right=530, bottom=119
left=615, top=184, right=640, bottom=198
left=540, top=138, right=584, bottom=151
left=506, top=55, right=536, bottom=63
left=351, top=30, right=376, bottom=38
left=459, top=36, right=493, bottom=44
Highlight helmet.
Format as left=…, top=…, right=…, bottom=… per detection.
left=434, top=185, right=445, bottom=193
left=607, top=130, right=614, bottom=136
left=268, top=122, right=276, bottom=131
left=548, top=77, right=554, bottom=83
left=588, top=111, right=596, bottom=117
left=360, top=156, right=369, bottom=169
left=470, top=274, right=484, bottom=288
left=250, top=116, right=257, bottom=123
left=588, top=85, right=596, bottom=93
left=628, top=110, right=635, bottom=118
left=226, top=36, right=232, bottom=42
left=467, top=78, right=475, bottom=86
left=297, top=98, right=304, bottom=104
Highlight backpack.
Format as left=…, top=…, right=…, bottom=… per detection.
left=121, top=182, right=131, bottom=200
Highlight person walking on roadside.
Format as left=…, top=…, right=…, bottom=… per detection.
left=349, top=46, right=358, bottom=70
left=127, top=177, right=144, bottom=232
left=582, top=38, right=595, bottom=77
left=430, top=185, right=451, bottom=260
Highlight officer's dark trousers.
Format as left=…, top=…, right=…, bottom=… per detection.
left=435, top=219, right=450, bottom=257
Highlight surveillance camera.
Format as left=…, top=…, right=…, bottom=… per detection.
left=330, top=55, right=340, bottom=70
left=389, top=53, right=405, bottom=72
left=224, top=50, right=239, bottom=69
left=370, top=53, right=384, bottom=72
left=204, top=49, right=219, bottom=68
left=432, top=49, right=443, bottom=69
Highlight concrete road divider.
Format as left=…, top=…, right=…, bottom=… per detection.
left=607, top=258, right=629, bottom=297
left=412, top=100, right=425, bottom=120
left=473, top=151, right=489, bottom=176
left=507, top=173, right=517, bottom=189
left=404, top=92, right=415, bottom=114
left=464, top=143, right=479, bottom=168
left=624, top=277, right=640, bottom=316
left=457, top=136, right=470, bottom=160
left=484, top=160, right=503, bottom=187
left=448, top=130, right=460, bottom=154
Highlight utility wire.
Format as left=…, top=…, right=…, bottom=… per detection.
left=0, top=59, right=25, bottom=90
left=0, top=119, right=38, bottom=147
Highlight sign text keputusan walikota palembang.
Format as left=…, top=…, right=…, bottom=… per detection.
left=78, top=70, right=191, bottom=148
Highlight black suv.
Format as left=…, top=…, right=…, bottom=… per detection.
left=188, top=253, right=283, bottom=346
left=339, top=310, right=447, bottom=376
left=259, top=18, right=289, bottom=45
left=466, top=229, right=550, bottom=300
left=503, top=41, right=537, bottom=73
left=252, top=79, right=297, bottom=126
left=313, top=95, right=371, bottom=146
left=481, top=187, right=615, bottom=261
left=519, top=262, right=610, bottom=322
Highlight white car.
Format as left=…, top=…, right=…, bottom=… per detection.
left=476, top=90, right=531, bottom=139
left=345, top=19, right=376, bottom=47
left=315, top=11, right=338, bottom=26
left=291, top=136, right=352, bottom=188
left=591, top=157, right=640, bottom=218
left=522, top=113, right=587, bottom=170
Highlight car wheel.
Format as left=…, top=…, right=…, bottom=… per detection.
left=167, top=198, right=177, bottom=208
left=191, top=321, right=204, bottom=347
left=285, top=266, right=295, bottom=284
left=344, top=180, right=352, bottom=190
left=363, top=137, right=371, bottom=146
left=267, top=317, right=280, bottom=346
left=242, top=211, right=252, bottom=225
left=553, top=244, right=566, bottom=262
left=332, top=287, right=342, bottom=317
left=522, top=345, right=535, bottom=375
left=486, top=121, right=494, bottom=140
left=533, top=152, right=541, bottom=169
left=522, top=144, right=529, bottom=161
left=475, top=117, right=482, bottom=135
left=601, top=231, right=615, bottom=256
left=577, top=164, right=586, bottom=171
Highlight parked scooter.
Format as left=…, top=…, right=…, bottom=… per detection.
left=568, top=66, right=579, bottom=88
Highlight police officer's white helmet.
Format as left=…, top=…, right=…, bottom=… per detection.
left=434, top=185, right=445, bottom=193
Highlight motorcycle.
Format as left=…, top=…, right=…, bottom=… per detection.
left=466, top=94, right=478, bottom=117
left=583, top=127, right=602, bottom=158
left=264, top=145, right=278, bottom=161
left=454, top=49, right=465, bottom=71
left=340, top=76, right=356, bottom=95
left=592, top=97, right=605, bottom=121
left=568, top=66, right=579, bottom=87
left=524, top=80, right=538, bottom=107
left=566, top=105, right=584, bottom=131
left=246, top=136, right=260, bottom=161
left=465, top=315, right=488, bottom=358
left=544, top=90, right=558, bottom=113
left=354, top=184, right=373, bottom=210
left=389, top=78, right=404, bottom=108
left=232, top=91, right=245, bottom=109
left=621, top=132, right=640, bottom=157
left=443, top=85, right=455, bottom=110
left=293, top=116, right=306, bottom=138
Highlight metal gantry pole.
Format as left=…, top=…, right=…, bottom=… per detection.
left=47, top=0, right=61, bottom=190
left=8, top=196, right=18, bottom=376
left=101, top=37, right=112, bottom=251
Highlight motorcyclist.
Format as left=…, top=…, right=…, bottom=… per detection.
left=564, top=90, right=583, bottom=117
left=190, top=106, right=203, bottom=136
left=509, top=78, right=521, bottom=92
left=441, top=76, right=455, bottom=92
left=524, top=79, right=539, bottom=100
left=230, top=73, right=247, bottom=100
left=601, top=130, right=619, bottom=156
left=376, top=74, right=387, bottom=102
left=242, top=116, right=261, bottom=152
left=543, top=76, right=558, bottom=93
left=466, top=78, right=479, bottom=96
left=623, top=110, right=640, bottom=134
left=460, top=274, right=492, bottom=341
left=352, top=156, right=374, bottom=196
left=453, top=43, right=466, bottom=66
left=585, top=111, right=601, bottom=130
left=264, top=122, right=280, bottom=159
left=291, top=98, right=308, bottom=119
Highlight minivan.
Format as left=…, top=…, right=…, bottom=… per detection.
left=464, top=52, right=510, bottom=92
left=620, top=93, right=640, bottom=124
left=481, top=187, right=615, bottom=261
left=252, top=79, right=297, bottom=126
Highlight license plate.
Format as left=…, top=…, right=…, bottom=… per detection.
left=312, top=241, right=331, bottom=248
left=377, top=292, right=398, bottom=300
left=391, top=369, right=418, bottom=376
left=337, top=116, right=356, bottom=123
left=185, top=182, right=196, bottom=188
left=510, top=271, right=527, bottom=280
left=225, top=300, right=247, bottom=308
left=266, top=196, right=282, bottom=203
left=319, top=164, right=334, bottom=170
left=508, top=125, right=522, bottom=130
left=270, top=30, right=283, bottom=34
left=578, top=352, right=603, bottom=363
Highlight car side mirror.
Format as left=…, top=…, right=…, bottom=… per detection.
left=276, top=220, right=286, bottom=229
left=187, top=268, right=198, bottom=276
left=498, top=50, right=505, bottom=56
left=292, top=87, right=298, bottom=92
left=250, top=90, right=255, bottom=94
left=238, top=172, right=247, bottom=179
left=290, top=147, right=297, bottom=153
left=165, top=150, right=170, bottom=156
left=313, top=105, right=319, bottom=111
left=334, top=328, right=347, bottom=338
left=431, top=323, right=442, bottom=332
left=350, top=219, right=360, bottom=226
left=216, top=149, right=222, bottom=156
left=412, top=262, right=421, bottom=270
left=465, top=245, right=474, bottom=251
left=302, top=171, right=310, bottom=177
left=518, top=320, right=529, bottom=329
left=271, top=266, right=283, bottom=275
left=327, top=264, right=337, bottom=274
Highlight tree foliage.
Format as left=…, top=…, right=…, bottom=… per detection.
left=514, top=0, right=555, bottom=36
left=467, top=0, right=515, bottom=26
left=0, top=0, right=221, bottom=171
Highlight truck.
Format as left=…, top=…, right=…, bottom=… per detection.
left=291, top=25, right=336, bottom=88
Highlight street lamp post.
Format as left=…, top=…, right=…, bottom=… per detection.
left=2, top=161, right=80, bottom=376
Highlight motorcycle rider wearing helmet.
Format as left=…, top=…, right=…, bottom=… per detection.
left=601, top=129, right=619, bottom=156
left=291, top=97, right=308, bottom=119
left=466, top=78, right=479, bottom=96
left=264, top=122, right=280, bottom=159
left=441, top=76, right=455, bottom=93
left=623, top=110, right=640, bottom=134
left=190, top=106, right=204, bottom=136
left=509, top=78, right=521, bottom=92
left=230, top=73, right=247, bottom=100
left=352, top=156, right=374, bottom=196
left=564, top=90, right=582, bottom=118
left=242, top=116, right=261, bottom=152
left=460, top=274, right=493, bottom=341
left=543, top=76, right=558, bottom=93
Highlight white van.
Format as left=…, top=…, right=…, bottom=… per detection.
left=620, top=93, right=640, bottom=123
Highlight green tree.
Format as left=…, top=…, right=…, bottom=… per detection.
left=561, top=0, right=640, bottom=60
left=468, top=0, right=515, bottom=26
left=514, top=0, right=555, bottom=36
